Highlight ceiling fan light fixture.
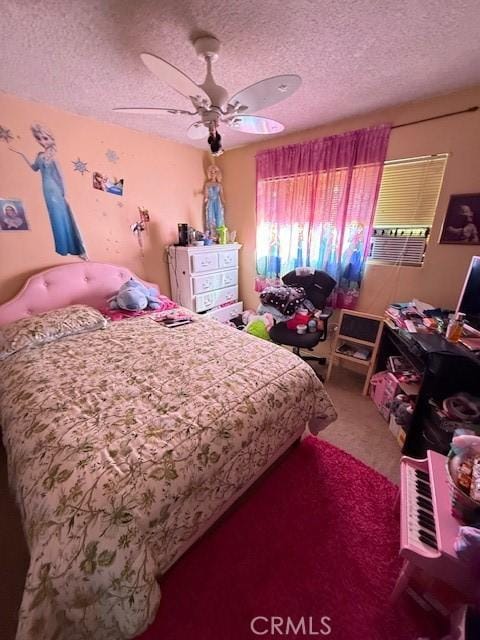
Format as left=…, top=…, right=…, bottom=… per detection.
left=115, top=38, right=301, bottom=150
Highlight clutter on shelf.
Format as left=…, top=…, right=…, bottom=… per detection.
left=336, top=342, right=372, bottom=360
left=424, top=394, right=480, bottom=455
left=370, top=362, right=420, bottom=447
left=384, top=298, right=470, bottom=344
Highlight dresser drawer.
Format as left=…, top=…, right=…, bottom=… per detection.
left=205, top=301, right=244, bottom=323
left=192, top=269, right=238, bottom=294
left=191, top=251, right=219, bottom=273
left=195, top=285, right=238, bottom=313
left=218, top=250, right=238, bottom=269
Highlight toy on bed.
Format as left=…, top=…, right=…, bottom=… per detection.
left=109, top=278, right=161, bottom=311
left=104, top=279, right=177, bottom=321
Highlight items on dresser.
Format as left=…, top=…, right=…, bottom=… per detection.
left=167, top=243, right=243, bottom=322
left=177, top=223, right=189, bottom=246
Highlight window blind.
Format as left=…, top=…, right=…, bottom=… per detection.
left=373, top=154, right=448, bottom=227
left=369, top=154, right=448, bottom=265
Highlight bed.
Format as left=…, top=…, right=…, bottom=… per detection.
left=0, top=261, right=337, bottom=640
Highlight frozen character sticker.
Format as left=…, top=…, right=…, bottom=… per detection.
left=93, top=171, right=124, bottom=196
left=9, top=124, right=87, bottom=257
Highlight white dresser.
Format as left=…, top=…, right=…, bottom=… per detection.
left=167, top=244, right=243, bottom=322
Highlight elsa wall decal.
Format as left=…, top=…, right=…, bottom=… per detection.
left=9, top=124, right=87, bottom=258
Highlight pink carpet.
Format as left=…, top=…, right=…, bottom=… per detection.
left=137, top=437, right=434, bottom=640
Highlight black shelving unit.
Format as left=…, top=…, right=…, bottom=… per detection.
left=375, top=325, right=480, bottom=458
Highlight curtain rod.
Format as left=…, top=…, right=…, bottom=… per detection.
left=392, top=105, right=478, bottom=130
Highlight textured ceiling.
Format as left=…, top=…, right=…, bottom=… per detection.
left=1, top=0, right=480, bottom=149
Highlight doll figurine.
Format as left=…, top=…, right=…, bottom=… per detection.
left=204, top=164, right=225, bottom=235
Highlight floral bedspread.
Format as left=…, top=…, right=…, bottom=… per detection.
left=0, top=315, right=336, bottom=640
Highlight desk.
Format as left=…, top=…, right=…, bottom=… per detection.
left=376, top=325, right=480, bottom=458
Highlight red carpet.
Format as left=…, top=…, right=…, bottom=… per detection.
left=137, top=437, right=433, bottom=640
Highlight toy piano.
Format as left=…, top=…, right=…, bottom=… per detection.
left=393, top=450, right=476, bottom=606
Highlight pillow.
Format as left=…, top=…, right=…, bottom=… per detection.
left=0, top=304, right=107, bottom=360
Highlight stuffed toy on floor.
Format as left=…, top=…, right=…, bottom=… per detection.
left=109, top=278, right=161, bottom=311
left=242, top=310, right=274, bottom=341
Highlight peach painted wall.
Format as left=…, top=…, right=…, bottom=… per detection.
left=0, top=92, right=206, bottom=304
left=220, top=85, right=480, bottom=315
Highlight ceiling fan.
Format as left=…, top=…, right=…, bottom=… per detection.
left=113, top=36, right=301, bottom=155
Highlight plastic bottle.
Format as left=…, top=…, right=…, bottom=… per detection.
left=217, top=226, right=228, bottom=244
left=446, top=312, right=466, bottom=343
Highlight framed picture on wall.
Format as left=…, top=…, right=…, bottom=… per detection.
left=439, top=193, right=480, bottom=245
left=0, top=198, right=29, bottom=231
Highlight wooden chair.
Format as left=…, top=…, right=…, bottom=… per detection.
left=326, top=309, right=384, bottom=394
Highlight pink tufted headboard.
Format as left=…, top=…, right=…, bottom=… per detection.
left=0, top=262, right=159, bottom=326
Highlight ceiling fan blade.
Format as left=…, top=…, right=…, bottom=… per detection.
left=225, top=115, right=284, bottom=135
left=228, top=74, right=301, bottom=114
left=113, top=107, right=195, bottom=115
left=140, top=53, right=210, bottom=104
left=187, top=122, right=208, bottom=139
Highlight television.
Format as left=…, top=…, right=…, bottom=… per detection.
left=456, top=256, right=480, bottom=335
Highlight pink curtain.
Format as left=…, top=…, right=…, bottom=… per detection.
left=255, top=124, right=391, bottom=309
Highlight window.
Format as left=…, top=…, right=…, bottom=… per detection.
left=369, top=154, right=448, bottom=266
